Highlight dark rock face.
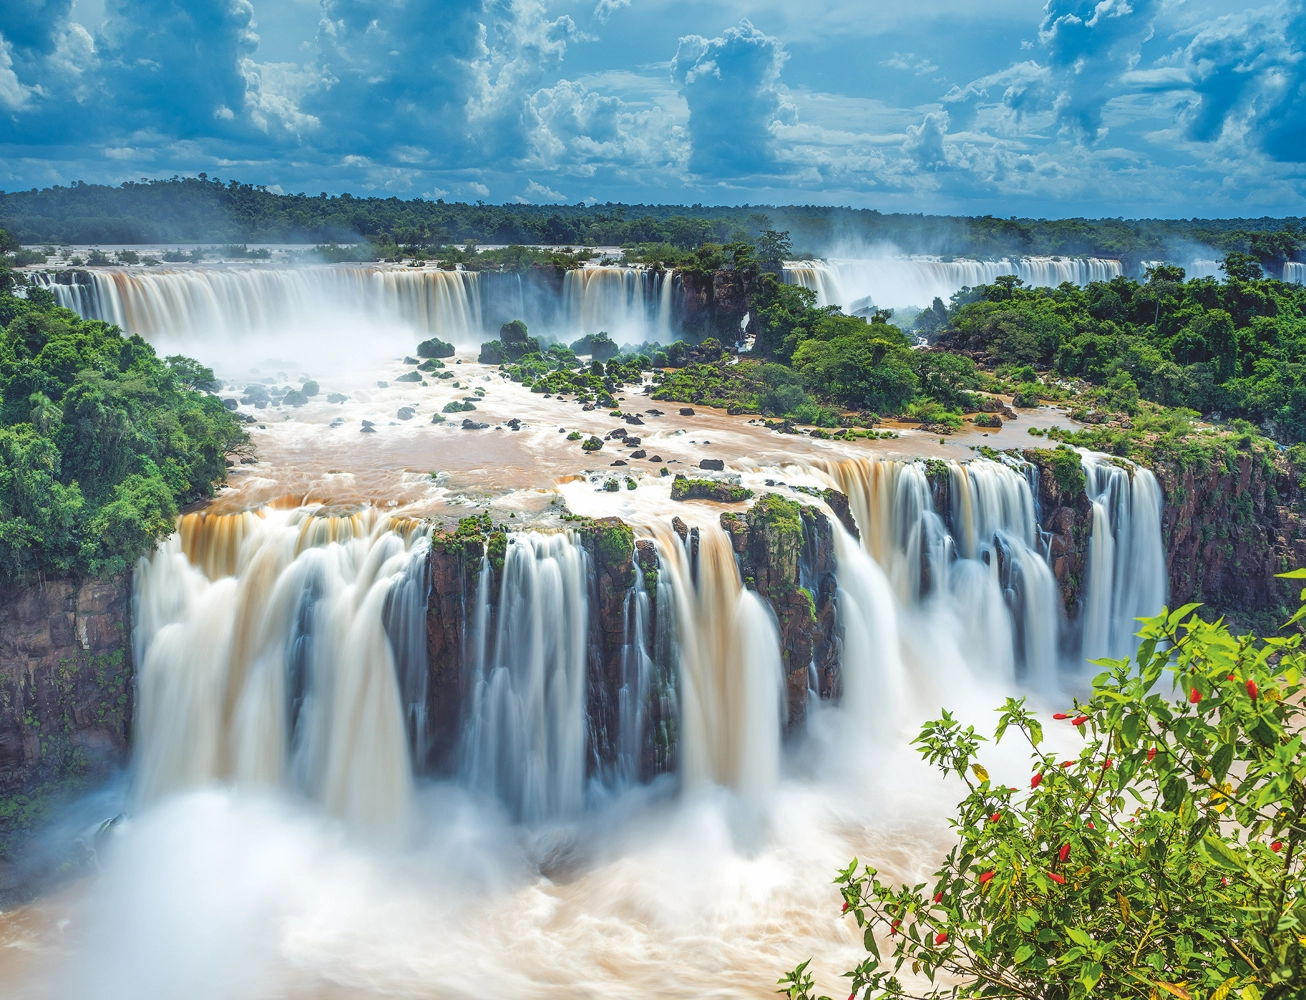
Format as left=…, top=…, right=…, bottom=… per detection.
left=1022, top=450, right=1096, bottom=616
left=674, top=270, right=748, bottom=341
left=1153, top=449, right=1305, bottom=624
left=721, top=493, right=843, bottom=732
left=0, top=575, right=133, bottom=872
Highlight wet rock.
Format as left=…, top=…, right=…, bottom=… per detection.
left=648, top=455, right=663, bottom=462
left=255, top=399, right=268, bottom=408
left=222, top=398, right=239, bottom=410
left=679, top=407, right=695, bottom=416
left=671, top=516, right=689, bottom=542
left=361, top=419, right=375, bottom=427
left=645, top=409, right=664, bottom=416
left=397, top=407, right=416, bottom=420
left=396, top=372, right=422, bottom=383
left=629, top=449, right=647, bottom=459
left=461, top=418, right=489, bottom=429
left=624, top=414, right=644, bottom=425
left=610, top=460, right=628, bottom=466
left=404, top=356, right=420, bottom=365
left=301, top=380, right=319, bottom=396
left=329, top=417, right=344, bottom=428
left=430, top=413, right=445, bottom=424
left=506, top=418, right=522, bottom=431
left=607, top=428, right=628, bottom=440
left=625, top=437, right=641, bottom=447
left=360, top=425, right=376, bottom=433
left=699, top=458, right=725, bottom=471
left=582, top=403, right=596, bottom=411
left=376, top=381, right=389, bottom=388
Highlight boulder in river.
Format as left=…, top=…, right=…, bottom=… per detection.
left=462, top=418, right=489, bottom=430
left=397, top=407, right=415, bottom=420
left=699, top=458, right=725, bottom=471
left=679, top=407, right=695, bottom=416
left=222, top=398, right=239, bottom=410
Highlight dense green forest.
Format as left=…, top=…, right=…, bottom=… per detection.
left=0, top=236, right=246, bottom=584
left=2, top=176, right=1303, bottom=267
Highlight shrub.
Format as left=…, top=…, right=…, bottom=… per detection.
left=783, top=594, right=1306, bottom=1000
left=417, top=337, right=455, bottom=358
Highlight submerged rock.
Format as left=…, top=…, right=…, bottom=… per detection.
left=679, top=407, right=695, bottom=416
left=397, top=407, right=415, bottom=420
left=461, top=418, right=489, bottom=429
left=698, top=458, right=725, bottom=471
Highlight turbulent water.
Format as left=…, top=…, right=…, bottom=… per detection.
left=1286, top=262, right=1305, bottom=284
left=32, top=264, right=678, bottom=350
left=783, top=256, right=1124, bottom=312
left=2, top=445, right=1168, bottom=998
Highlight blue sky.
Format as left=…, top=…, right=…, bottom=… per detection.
left=1, top=0, right=1303, bottom=216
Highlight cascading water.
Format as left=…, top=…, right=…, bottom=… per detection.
left=460, top=531, right=590, bottom=823
left=784, top=256, right=1123, bottom=312
left=562, top=266, right=675, bottom=342
left=132, top=506, right=430, bottom=842
left=32, top=263, right=680, bottom=348
left=816, top=454, right=1156, bottom=687
left=1079, top=453, right=1167, bottom=663
left=1285, top=262, right=1305, bottom=284
left=651, top=526, right=785, bottom=803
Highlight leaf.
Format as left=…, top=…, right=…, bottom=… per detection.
left=1013, top=945, right=1034, bottom=965
left=1240, top=985, right=1261, bottom=1000
left=1200, top=835, right=1249, bottom=873
left=1080, top=962, right=1103, bottom=992
left=1157, top=983, right=1192, bottom=1000
left=972, top=763, right=990, bottom=783
left=1117, top=892, right=1131, bottom=922
left=1211, top=978, right=1238, bottom=1000
left=1211, top=743, right=1234, bottom=782
left=1068, top=928, right=1095, bottom=948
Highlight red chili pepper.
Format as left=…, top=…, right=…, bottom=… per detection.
left=978, top=871, right=995, bottom=884
left=1147, top=747, right=1157, bottom=762
left=1103, top=758, right=1113, bottom=770
left=1048, top=872, right=1066, bottom=884
left=1061, top=761, right=1074, bottom=768
left=935, top=931, right=948, bottom=945
left=989, top=812, right=1001, bottom=823
left=1221, top=877, right=1229, bottom=885
left=1271, top=841, right=1283, bottom=852
left=933, top=890, right=943, bottom=903
left=1072, top=715, right=1089, bottom=726
left=1247, top=679, right=1258, bottom=700
left=1058, top=843, right=1071, bottom=863
left=1052, top=712, right=1069, bottom=720
left=1031, top=773, right=1043, bottom=789
left=890, top=919, right=901, bottom=935
left=842, top=902, right=850, bottom=913
left=1190, top=687, right=1202, bottom=704
left=1227, top=674, right=1235, bottom=681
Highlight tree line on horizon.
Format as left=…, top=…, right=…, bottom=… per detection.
left=1, top=176, right=1303, bottom=268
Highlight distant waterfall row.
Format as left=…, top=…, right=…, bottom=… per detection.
left=131, top=452, right=1164, bottom=837
left=31, top=265, right=678, bottom=347
left=783, top=256, right=1124, bottom=312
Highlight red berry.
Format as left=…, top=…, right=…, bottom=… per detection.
left=935, top=931, right=948, bottom=945
left=1227, top=674, right=1235, bottom=681
left=1271, top=841, right=1283, bottom=852
left=978, top=871, right=995, bottom=884
left=1072, top=715, right=1089, bottom=726
left=1190, top=687, right=1202, bottom=704
left=1087, top=821, right=1095, bottom=830
left=1058, top=843, right=1071, bottom=863
left=1031, top=773, right=1043, bottom=789
left=989, top=812, right=1001, bottom=823
left=1052, top=712, right=1069, bottom=720
left=1048, top=872, right=1066, bottom=884
left=1247, top=679, right=1258, bottom=700
left=1147, top=747, right=1157, bottom=762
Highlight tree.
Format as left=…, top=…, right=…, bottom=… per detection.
left=782, top=594, right=1306, bottom=1000
left=757, top=229, right=794, bottom=264
left=1221, top=252, right=1264, bottom=283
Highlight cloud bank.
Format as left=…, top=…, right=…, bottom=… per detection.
left=0, top=0, right=1302, bottom=214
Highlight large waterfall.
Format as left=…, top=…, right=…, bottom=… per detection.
left=32, top=263, right=679, bottom=348
left=134, top=507, right=430, bottom=842
left=784, top=256, right=1124, bottom=312
left=1286, top=262, right=1305, bottom=284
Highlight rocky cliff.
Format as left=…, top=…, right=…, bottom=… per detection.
left=0, top=574, right=133, bottom=883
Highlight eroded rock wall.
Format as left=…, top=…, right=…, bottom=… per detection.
left=0, top=575, right=133, bottom=861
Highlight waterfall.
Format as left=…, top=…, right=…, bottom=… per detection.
left=651, top=526, right=785, bottom=802
left=33, top=264, right=681, bottom=347
left=1079, top=454, right=1167, bottom=663
left=783, top=256, right=1124, bottom=311
left=132, top=506, right=430, bottom=842
left=817, top=454, right=1155, bottom=685
left=1285, top=262, right=1305, bottom=284
left=562, top=267, right=676, bottom=343
left=461, top=531, right=590, bottom=823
